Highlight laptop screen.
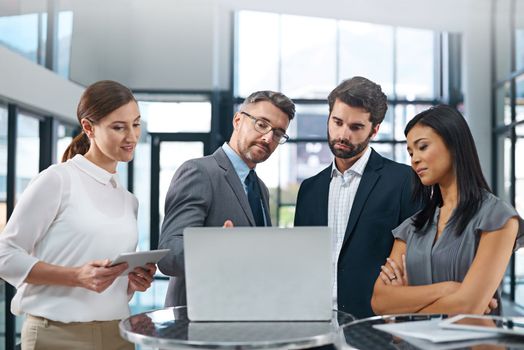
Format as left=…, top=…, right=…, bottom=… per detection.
left=184, top=227, right=333, bottom=321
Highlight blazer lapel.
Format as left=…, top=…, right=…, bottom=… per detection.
left=317, top=166, right=331, bottom=226
left=342, top=150, right=383, bottom=246
left=213, top=148, right=256, bottom=226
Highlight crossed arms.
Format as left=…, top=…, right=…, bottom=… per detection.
left=371, top=217, right=518, bottom=315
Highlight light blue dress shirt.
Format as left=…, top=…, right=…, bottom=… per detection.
left=222, top=142, right=268, bottom=225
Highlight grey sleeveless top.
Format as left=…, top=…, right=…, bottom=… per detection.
left=393, top=191, right=524, bottom=290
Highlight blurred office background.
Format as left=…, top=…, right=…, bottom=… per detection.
left=0, top=0, right=523, bottom=348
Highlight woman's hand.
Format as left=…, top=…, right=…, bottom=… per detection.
left=75, top=259, right=128, bottom=293
left=127, top=263, right=157, bottom=294
left=484, top=298, right=498, bottom=314
left=379, top=255, right=408, bottom=286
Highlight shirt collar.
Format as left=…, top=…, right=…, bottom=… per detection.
left=331, top=146, right=372, bottom=178
left=222, top=142, right=251, bottom=183
left=70, top=154, right=120, bottom=187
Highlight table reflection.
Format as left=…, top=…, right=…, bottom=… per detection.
left=120, top=306, right=354, bottom=349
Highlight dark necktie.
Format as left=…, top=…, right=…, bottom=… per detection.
left=245, top=170, right=265, bottom=227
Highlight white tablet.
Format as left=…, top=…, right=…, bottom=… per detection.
left=110, top=249, right=170, bottom=275
left=440, top=314, right=524, bottom=336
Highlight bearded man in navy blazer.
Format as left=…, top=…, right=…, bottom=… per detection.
left=294, top=77, right=419, bottom=319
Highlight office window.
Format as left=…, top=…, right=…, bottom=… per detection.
left=235, top=11, right=279, bottom=97
left=0, top=103, right=6, bottom=350
left=0, top=104, right=7, bottom=231
left=139, top=100, right=211, bottom=133
left=56, top=11, right=73, bottom=78
left=257, top=142, right=332, bottom=226
left=394, top=104, right=434, bottom=142
left=0, top=5, right=73, bottom=77
left=514, top=124, right=523, bottom=292
left=518, top=29, right=524, bottom=72
left=493, top=1, right=524, bottom=305
left=292, top=104, right=327, bottom=139
left=516, top=0, right=524, bottom=71
left=0, top=12, right=46, bottom=63
left=55, top=122, right=76, bottom=164
left=280, top=15, right=337, bottom=98
left=16, top=113, right=40, bottom=200
left=516, top=123, right=524, bottom=215
left=517, top=75, right=524, bottom=122
left=338, top=21, right=394, bottom=96
left=495, top=82, right=513, bottom=126
left=235, top=10, right=451, bottom=226
left=129, top=97, right=212, bottom=313
left=396, top=28, right=436, bottom=100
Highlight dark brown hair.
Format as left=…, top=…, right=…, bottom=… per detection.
left=328, top=76, right=388, bottom=126
left=62, top=80, right=136, bottom=162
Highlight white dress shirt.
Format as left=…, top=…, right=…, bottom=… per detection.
left=328, top=147, right=371, bottom=309
left=0, top=155, right=138, bottom=322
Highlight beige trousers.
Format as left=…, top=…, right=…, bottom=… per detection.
left=21, top=315, right=134, bottom=350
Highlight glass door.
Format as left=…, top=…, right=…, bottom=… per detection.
left=129, top=134, right=209, bottom=315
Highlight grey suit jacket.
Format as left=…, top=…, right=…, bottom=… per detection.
left=158, top=147, right=271, bottom=307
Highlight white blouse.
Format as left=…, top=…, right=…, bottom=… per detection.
left=0, top=155, right=138, bottom=322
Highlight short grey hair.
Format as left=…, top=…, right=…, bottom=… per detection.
left=240, top=90, right=295, bottom=121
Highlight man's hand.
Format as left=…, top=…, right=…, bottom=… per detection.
left=223, top=220, right=234, bottom=228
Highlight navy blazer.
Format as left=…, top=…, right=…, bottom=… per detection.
left=294, top=149, right=419, bottom=319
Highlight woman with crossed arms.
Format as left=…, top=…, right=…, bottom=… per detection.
left=372, top=105, right=524, bottom=315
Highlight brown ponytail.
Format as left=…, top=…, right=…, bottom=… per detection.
left=61, top=131, right=91, bottom=162
left=62, top=80, right=136, bottom=162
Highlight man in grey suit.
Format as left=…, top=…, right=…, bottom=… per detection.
left=158, top=90, right=295, bottom=307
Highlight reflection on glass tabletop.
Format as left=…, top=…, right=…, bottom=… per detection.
left=120, top=306, right=355, bottom=349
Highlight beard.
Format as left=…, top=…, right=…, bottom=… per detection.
left=239, top=139, right=271, bottom=164
left=327, top=130, right=373, bottom=159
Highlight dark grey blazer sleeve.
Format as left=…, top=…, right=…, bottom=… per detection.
left=157, top=160, right=212, bottom=277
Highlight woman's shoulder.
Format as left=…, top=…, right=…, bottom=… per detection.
left=472, top=190, right=522, bottom=233
left=31, top=161, right=72, bottom=186
left=478, top=190, right=516, bottom=215
left=392, top=212, right=420, bottom=241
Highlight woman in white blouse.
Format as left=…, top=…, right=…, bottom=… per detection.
left=0, top=80, right=155, bottom=350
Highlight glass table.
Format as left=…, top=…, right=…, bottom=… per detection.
left=120, top=306, right=355, bottom=349
left=339, top=314, right=524, bottom=349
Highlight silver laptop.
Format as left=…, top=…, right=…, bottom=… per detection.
left=184, top=227, right=333, bottom=321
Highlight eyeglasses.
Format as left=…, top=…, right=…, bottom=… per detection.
left=240, top=111, right=289, bottom=144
